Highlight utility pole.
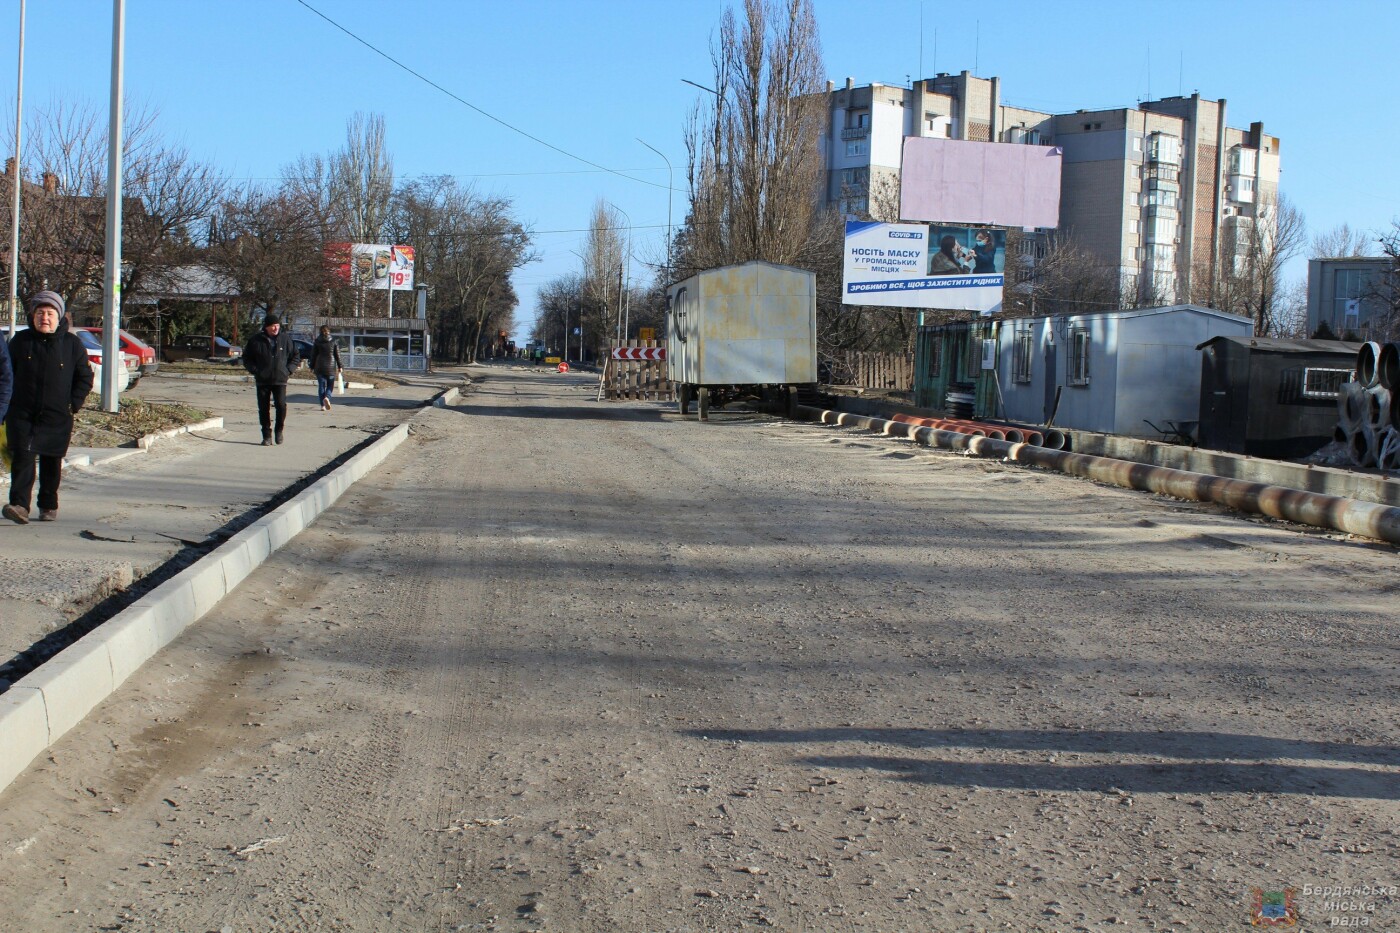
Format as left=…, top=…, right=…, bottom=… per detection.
left=99, top=0, right=126, bottom=412
left=7, top=0, right=25, bottom=337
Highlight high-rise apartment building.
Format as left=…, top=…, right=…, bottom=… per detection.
left=818, top=72, right=1281, bottom=306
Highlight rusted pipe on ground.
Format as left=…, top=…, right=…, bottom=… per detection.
left=797, top=405, right=1400, bottom=544
left=890, top=413, right=1050, bottom=449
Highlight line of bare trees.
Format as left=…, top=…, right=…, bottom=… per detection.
left=4, top=105, right=533, bottom=361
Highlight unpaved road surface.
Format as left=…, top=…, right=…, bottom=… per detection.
left=2, top=364, right=1397, bottom=932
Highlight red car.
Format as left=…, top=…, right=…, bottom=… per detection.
left=80, top=326, right=159, bottom=375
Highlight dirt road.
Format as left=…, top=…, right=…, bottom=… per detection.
left=1, top=364, right=1396, bottom=931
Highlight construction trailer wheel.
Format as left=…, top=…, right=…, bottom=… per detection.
left=678, top=384, right=691, bottom=415
left=697, top=387, right=710, bottom=421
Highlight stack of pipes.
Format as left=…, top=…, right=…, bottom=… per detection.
left=889, top=413, right=1069, bottom=450
left=1339, top=342, right=1400, bottom=470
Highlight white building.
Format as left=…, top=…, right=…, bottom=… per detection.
left=817, top=73, right=1281, bottom=308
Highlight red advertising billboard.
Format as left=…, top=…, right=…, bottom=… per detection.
left=327, top=243, right=416, bottom=291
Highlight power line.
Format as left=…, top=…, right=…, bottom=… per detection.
left=292, top=0, right=668, bottom=192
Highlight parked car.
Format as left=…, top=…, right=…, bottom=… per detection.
left=292, top=337, right=314, bottom=369
left=72, top=327, right=137, bottom=391
left=163, top=334, right=242, bottom=363
left=79, top=326, right=159, bottom=375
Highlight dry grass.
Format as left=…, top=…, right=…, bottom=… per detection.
left=72, top=398, right=213, bottom=449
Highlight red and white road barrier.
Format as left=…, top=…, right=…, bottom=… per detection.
left=611, top=347, right=666, bottom=361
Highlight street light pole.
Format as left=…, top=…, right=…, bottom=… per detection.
left=636, top=138, right=673, bottom=284
left=99, top=0, right=125, bottom=412
left=7, top=0, right=25, bottom=337
left=609, top=203, right=631, bottom=341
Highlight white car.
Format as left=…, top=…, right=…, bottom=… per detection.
left=73, top=328, right=137, bottom=392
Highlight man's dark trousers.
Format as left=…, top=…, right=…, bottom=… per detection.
left=256, top=384, right=287, bottom=438
left=9, top=449, right=63, bottom=510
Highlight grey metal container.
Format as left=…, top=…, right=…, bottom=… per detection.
left=666, top=261, right=817, bottom=389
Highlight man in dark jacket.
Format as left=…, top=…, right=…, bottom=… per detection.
left=242, top=312, right=300, bottom=446
left=4, top=291, right=94, bottom=524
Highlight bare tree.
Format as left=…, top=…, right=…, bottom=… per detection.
left=1214, top=192, right=1307, bottom=335
left=2, top=100, right=222, bottom=315
left=1002, top=230, right=1124, bottom=318
left=1310, top=223, right=1373, bottom=259
left=581, top=200, right=625, bottom=347
left=387, top=177, right=533, bottom=363
left=1368, top=220, right=1400, bottom=342
left=679, top=0, right=834, bottom=275
left=330, top=113, right=394, bottom=244
left=207, top=184, right=332, bottom=317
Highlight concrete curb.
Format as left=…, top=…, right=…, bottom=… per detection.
left=0, top=393, right=432, bottom=794
left=0, top=418, right=227, bottom=483
left=433, top=386, right=461, bottom=407
left=155, top=372, right=374, bottom=389
left=137, top=416, right=225, bottom=450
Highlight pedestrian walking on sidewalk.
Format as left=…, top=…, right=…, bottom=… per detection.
left=0, top=324, right=13, bottom=422
left=241, top=312, right=300, bottom=446
left=3, top=291, right=94, bottom=525
left=309, top=325, right=343, bottom=411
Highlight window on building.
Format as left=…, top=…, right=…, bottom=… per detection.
left=927, top=338, right=943, bottom=378
left=1148, top=133, right=1182, bottom=165
left=925, top=111, right=939, bottom=132
left=1147, top=189, right=1178, bottom=210
left=847, top=109, right=870, bottom=129
left=845, top=138, right=867, bottom=157
left=1012, top=327, right=1034, bottom=384
left=1332, top=268, right=1374, bottom=330
left=1068, top=327, right=1091, bottom=386
left=839, top=167, right=868, bottom=189
left=1129, top=220, right=1140, bottom=234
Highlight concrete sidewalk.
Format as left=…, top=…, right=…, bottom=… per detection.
left=0, top=369, right=463, bottom=678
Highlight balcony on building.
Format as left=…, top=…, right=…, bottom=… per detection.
left=1147, top=132, right=1182, bottom=165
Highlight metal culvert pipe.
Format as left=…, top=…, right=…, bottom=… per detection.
left=797, top=405, right=1400, bottom=544
left=1358, top=342, right=1382, bottom=388
left=1042, top=428, right=1067, bottom=450
left=1379, top=342, right=1400, bottom=392
left=1367, top=386, right=1392, bottom=428
left=1338, top=381, right=1365, bottom=432
left=1349, top=424, right=1377, bottom=468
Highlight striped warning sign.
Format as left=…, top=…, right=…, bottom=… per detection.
left=611, top=347, right=666, bottom=361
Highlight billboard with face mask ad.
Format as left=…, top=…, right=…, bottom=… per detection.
left=841, top=222, right=1005, bottom=314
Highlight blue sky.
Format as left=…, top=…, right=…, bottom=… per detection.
left=2, top=0, right=1396, bottom=338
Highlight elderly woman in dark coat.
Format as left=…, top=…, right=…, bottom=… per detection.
left=3, top=291, right=94, bottom=524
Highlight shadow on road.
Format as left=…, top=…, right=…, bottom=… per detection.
left=680, top=727, right=1400, bottom=799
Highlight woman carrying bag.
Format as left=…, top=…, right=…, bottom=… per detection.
left=310, top=325, right=343, bottom=411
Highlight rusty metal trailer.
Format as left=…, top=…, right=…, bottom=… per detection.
left=665, top=261, right=817, bottom=420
